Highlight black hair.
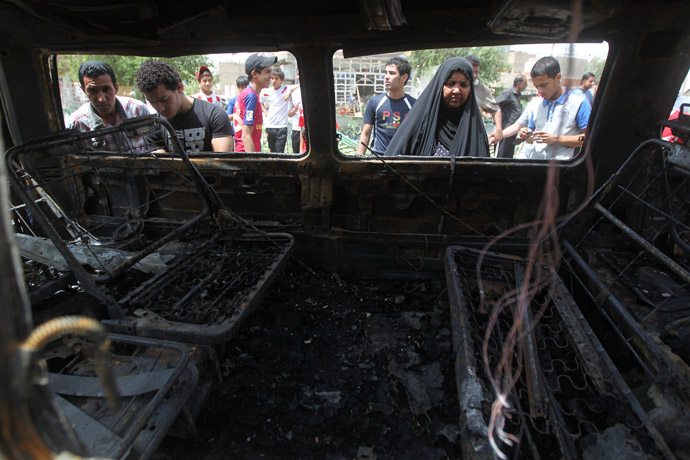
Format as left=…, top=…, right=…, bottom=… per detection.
left=581, top=71, right=595, bottom=82
left=271, top=68, right=285, bottom=80
left=385, top=56, right=412, bottom=84
left=530, top=56, right=560, bottom=79
left=135, top=59, right=182, bottom=93
left=464, top=54, right=480, bottom=67
left=236, top=75, right=249, bottom=88
left=513, top=74, right=525, bottom=87
left=78, top=60, right=116, bottom=88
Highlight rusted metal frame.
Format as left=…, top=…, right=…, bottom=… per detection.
left=53, top=333, right=191, bottom=459
left=20, top=116, right=217, bottom=218
left=155, top=117, right=224, bottom=217
left=0, top=108, right=81, bottom=458
left=9, top=117, right=221, bottom=288
left=562, top=239, right=690, bottom=409
left=28, top=272, right=76, bottom=306
left=78, top=116, right=223, bottom=217
left=5, top=152, right=124, bottom=319
left=489, top=266, right=578, bottom=460
left=47, top=335, right=198, bottom=458
left=593, top=203, right=690, bottom=284
left=444, top=246, right=495, bottom=460
left=94, top=209, right=210, bottom=284
left=118, top=234, right=219, bottom=306
left=167, top=225, right=240, bottom=312
left=549, top=276, right=614, bottom=394
left=660, top=155, right=690, bottom=253
left=550, top=274, right=678, bottom=459
left=103, top=234, right=295, bottom=346
left=513, top=264, right=548, bottom=419
left=129, top=362, right=200, bottom=459
left=564, top=139, right=670, bottom=249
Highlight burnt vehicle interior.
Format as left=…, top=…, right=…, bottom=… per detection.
left=2, top=1, right=690, bottom=459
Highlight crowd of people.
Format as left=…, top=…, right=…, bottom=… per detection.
left=65, top=53, right=596, bottom=160
left=66, top=54, right=305, bottom=155
left=360, top=54, right=594, bottom=160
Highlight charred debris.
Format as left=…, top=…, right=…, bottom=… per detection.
left=3, top=113, right=690, bottom=459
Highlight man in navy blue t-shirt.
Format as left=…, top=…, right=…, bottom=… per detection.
left=357, top=57, right=416, bottom=155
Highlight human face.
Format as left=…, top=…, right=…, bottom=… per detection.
left=532, top=73, right=562, bottom=101
left=583, top=76, right=596, bottom=90
left=144, top=83, right=183, bottom=119
left=271, top=74, right=283, bottom=90
left=253, top=66, right=273, bottom=89
left=471, top=65, right=479, bottom=82
left=518, top=80, right=527, bottom=92
left=82, top=74, right=119, bottom=117
left=442, top=70, right=471, bottom=109
left=384, top=64, right=406, bottom=92
left=199, top=73, right=213, bottom=94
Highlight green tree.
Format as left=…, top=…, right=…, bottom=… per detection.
left=585, top=56, right=605, bottom=80
left=409, top=46, right=510, bottom=86
left=57, top=54, right=213, bottom=93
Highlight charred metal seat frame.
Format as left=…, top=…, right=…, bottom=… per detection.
left=559, top=137, right=690, bottom=458
left=444, top=246, right=672, bottom=459
left=46, top=333, right=198, bottom=460
left=5, top=116, right=295, bottom=345
left=5, top=116, right=220, bottom=319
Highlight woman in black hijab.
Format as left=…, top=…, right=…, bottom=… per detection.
left=386, top=57, right=490, bottom=157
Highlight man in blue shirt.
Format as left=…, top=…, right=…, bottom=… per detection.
left=226, top=75, right=248, bottom=124
left=502, top=56, right=591, bottom=160
left=572, top=72, right=596, bottom=107
left=357, top=56, right=416, bottom=155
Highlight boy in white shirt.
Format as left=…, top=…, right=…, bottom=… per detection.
left=261, top=68, right=293, bottom=152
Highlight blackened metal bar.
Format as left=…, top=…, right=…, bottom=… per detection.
left=9, top=197, right=45, bottom=211
left=444, top=247, right=494, bottom=460
left=554, top=278, right=676, bottom=459
left=103, top=334, right=190, bottom=459
left=593, top=202, right=690, bottom=285
left=94, top=209, right=209, bottom=283
left=5, top=160, right=124, bottom=318
left=119, top=236, right=217, bottom=305
left=514, top=264, right=547, bottom=419
left=550, top=275, right=677, bottom=459
left=562, top=240, right=690, bottom=407
left=549, top=277, right=613, bottom=394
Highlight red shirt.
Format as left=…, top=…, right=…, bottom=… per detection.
left=234, top=87, right=263, bottom=152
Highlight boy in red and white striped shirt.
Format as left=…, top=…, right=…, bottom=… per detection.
left=193, top=65, right=224, bottom=109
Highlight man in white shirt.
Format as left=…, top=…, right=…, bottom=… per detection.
left=261, top=68, right=292, bottom=152
left=502, top=56, right=591, bottom=160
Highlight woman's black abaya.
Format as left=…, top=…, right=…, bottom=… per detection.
left=386, top=57, right=490, bottom=158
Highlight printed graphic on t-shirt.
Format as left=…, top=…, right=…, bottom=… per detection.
left=166, top=127, right=206, bottom=153
left=246, top=110, right=254, bottom=122
left=380, top=110, right=404, bottom=129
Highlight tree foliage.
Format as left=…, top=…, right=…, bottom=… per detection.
left=585, top=56, right=605, bottom=80
left=57, top=54, right=213, bottom=94
left=409, top=46, right=510, bottom=86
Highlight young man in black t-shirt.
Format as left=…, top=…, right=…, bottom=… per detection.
left=135, top=59, right=234, bottom=153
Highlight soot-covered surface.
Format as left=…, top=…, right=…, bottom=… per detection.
left=153, top=262, right=462, bottom=459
